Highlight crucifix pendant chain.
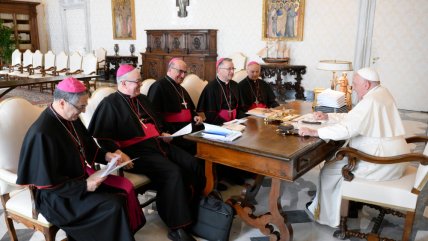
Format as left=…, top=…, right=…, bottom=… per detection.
left=50, top=106, right=86, bottom=159
left=167, top=77, right=188, bottom=109
left=216, top=78, right=233, bottom=119
left=248, top=79, right=260, bottom=105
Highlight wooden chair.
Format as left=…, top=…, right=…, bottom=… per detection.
left=140, top=78, right=156, bottom=96
left=232, top=70, right=248, bottom=83
left=0, top=97, right=66, bottom=241
left=181, top=74, right=207, bottom=106
left=53, top=51, right=69, bottom=76
left=39, top=50, right=56, bottom=93
left=1, top=49, right=22, bottom=78
left=67, top=52, right=83, bottom=75
left=229, top=52, right=247, bottom=72
left=94, top=47, right=106, bottom=75
left=79, top=88, right=155, bottom=208
left=333, top=136, right=428, bottom=241
left=11, top=49, right=32, bottom=79
left=81, top=53, right=98, bottom=90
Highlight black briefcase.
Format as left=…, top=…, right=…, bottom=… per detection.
left=192, top=194, right=234, bottom=241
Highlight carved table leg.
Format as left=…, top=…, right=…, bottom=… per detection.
left=229, top=178, right=293, bottom=241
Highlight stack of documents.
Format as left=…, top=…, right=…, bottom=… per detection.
left=201, top=123, right=242, bottom=142
left=316, top=89, right=346, bottom=108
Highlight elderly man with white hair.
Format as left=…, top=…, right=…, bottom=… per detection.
left=299, top=67, right=409, bottom=227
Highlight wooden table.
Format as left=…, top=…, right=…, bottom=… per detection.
left=105, top=55, right=138, bottom=80
left=185, top=101, right=343, bottom=241
left=0, top=74, right=99, bottom=98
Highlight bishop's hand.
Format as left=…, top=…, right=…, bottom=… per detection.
left=112, top=150, right=134, bottom=169
left=86, top=174, right=106, bottom=192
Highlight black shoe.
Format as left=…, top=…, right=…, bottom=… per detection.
left=167, top=228, right=196, bottom=241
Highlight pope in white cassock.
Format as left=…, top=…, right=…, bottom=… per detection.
left=299, top=67, right=409, bottom=227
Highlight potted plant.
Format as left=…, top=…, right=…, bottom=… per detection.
left=0, top=19, right=15, bottom=68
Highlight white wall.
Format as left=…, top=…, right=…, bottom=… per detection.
left=42, top=0, right=427, bottom=111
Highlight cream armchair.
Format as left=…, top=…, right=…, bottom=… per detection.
left=0, top=97, right=65, bottom=241
left=181, top=74, right=207, bottom=106
left=333, top=136, right=428, bottom=241
left=140, top=78, right=156, bottom=96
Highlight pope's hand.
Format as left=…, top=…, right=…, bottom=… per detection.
left=313, top=111, right=328, bottom=120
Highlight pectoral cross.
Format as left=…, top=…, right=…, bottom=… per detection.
left=255, top=99, right=259, bottom=105
left=228, top=108, right=233, bottom=119
left=182, top=100, right=188, bottom=109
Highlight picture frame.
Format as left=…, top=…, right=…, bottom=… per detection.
left=262, top=0, right=305, bottom=41
left=111, top=0, right=136, bottom=40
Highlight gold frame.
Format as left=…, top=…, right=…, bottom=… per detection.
left=262, top=0, right=305, bottom=41
left=111, top=0, right=136, bottom=40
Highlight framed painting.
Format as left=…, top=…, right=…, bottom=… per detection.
left=262, top=0, right=305, bottom=41
left=111, top=0, right=136, bottom=39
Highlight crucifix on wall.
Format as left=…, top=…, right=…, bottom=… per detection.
left=176, top=0, right=189, bottom=17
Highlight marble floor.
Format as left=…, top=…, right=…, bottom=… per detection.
left=1, top=110, right=427, bottom=241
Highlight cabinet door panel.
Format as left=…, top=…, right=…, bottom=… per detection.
left=147, top=32, right=166, bottom=53
left=187, top=33, right=208, bottom=54
left=168, top=32, right=186, bottom=54
left=184, top=57, right=205, bottom=78
left=142, top=55, right=164, bottom=79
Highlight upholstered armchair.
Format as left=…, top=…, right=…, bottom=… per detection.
left=181, top=74, right=207, bottom=106
left=9, top=49, right=32, bottom=79
left=81, top=53, right=98, bottom=90
left=0, top=97, right=65, bottom=241
left=0, top=49, right=21, bottom=78
left=66, top=52, right=83, bottom=75
left=140, top=78, right=156, bottom=96
left=333, top=136, right=428, bottom=241
left=231, top=70, right=248, bottom=83
left=94, top=47, right=106, bottom=75
left=53, top=51, right=69, bottom=76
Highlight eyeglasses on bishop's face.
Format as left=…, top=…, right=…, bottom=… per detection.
left=125, top=79, right=143, bottom=84
left=219, top=67, right=236, bottom=72
left=67, top=101, right=87, bottom=112
left=171, top=67, right=188, bottom=75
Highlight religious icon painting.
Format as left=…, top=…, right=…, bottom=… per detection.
left=262, top=0, right=305, bottom=41
left=111, top=0, right=136, bottom=40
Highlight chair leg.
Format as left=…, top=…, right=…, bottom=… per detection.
left=43, top=226, right=60, bottom=241
left=333, top=216, right=348, bottom=240
left=4, top=216, right=18, bottom=241
left=402, top=211, right=415, bottom=241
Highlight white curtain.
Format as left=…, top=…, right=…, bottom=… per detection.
left=353, top=0, right=376, bottom=71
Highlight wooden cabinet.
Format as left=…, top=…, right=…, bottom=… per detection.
left=141, top=29, right=217, bottom=81
left=0, top=1, right=40, bottom=51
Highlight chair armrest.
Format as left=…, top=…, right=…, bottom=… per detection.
left=66, top=69, right=83, bottom=75
left=405, top=136, right=428, bottom=144
left=0, top=169, right=23, bottom=195
left=335, top=139, right=428, bottom=182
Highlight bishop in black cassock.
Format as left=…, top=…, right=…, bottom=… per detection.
left=197, top=58, right=243, bottom=125
left=239, top=61, right=279, bottom=112
left=239, top=61, right=279, bottom=113
left=16, top=77, right=136, bottom=241
left=88, top=65, right=203, bottom=241
left=148, top=58, right=203, bottom=155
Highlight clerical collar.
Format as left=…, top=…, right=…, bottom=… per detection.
left=166, top=76, right=180, bottom=86
left=216, top=76, right=229, bottom=85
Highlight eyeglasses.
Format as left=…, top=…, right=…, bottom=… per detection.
left=171, top=67, right=188, bottom=75
left=219, top=67, right=236, bottom=72
left=125, top=79, right=143, bottom=84
left=67, top=101, right=87, bottom=112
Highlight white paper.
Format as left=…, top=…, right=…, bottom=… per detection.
left=201, top=123, right=242, bottom=142
left=157, top=123, right=193, bottom=138
left=92, top=157, right=138, bottom=178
